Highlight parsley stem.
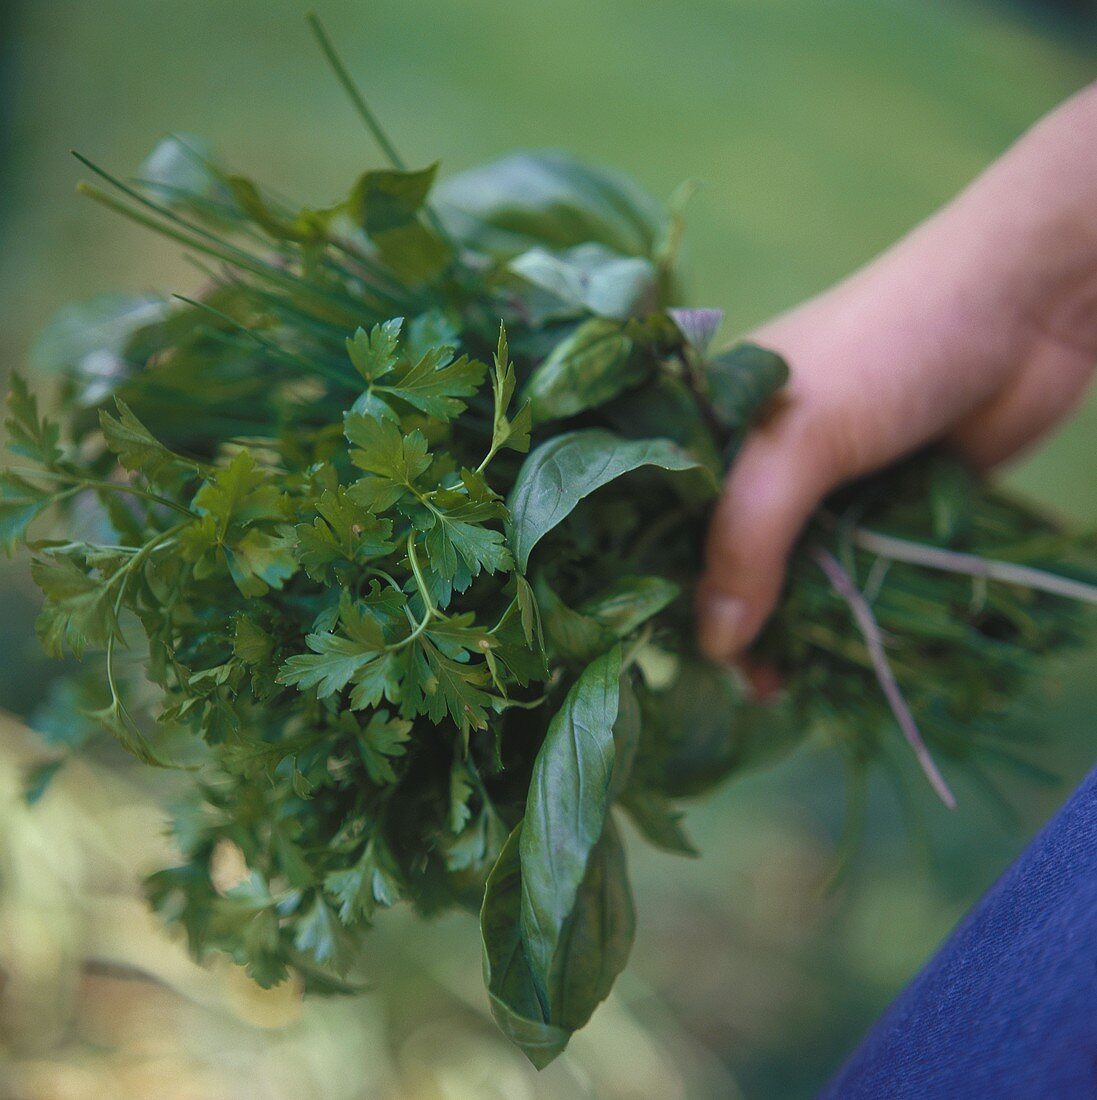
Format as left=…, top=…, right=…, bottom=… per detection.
left=501, top=692, right=550, bottom=711
left=392, top=534, right=436, bottom=649
left=8, top=467, right=197, bottom=518
left=102, top=524, right=186, bottom=766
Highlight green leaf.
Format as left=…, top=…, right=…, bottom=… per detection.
left=100, top=398, right=199, bottom=490
left=233, top=617, right=275, bottom=664
left=480, top=824, right=571, bottom=1069
left=375, top=346, right=486, bottom=421
left=349, top=164, right=452, bottom=284
left=424, top=473, right=513, bottom=582
left=189, top=450, right=284, bottom=536
left=484, top=325, right=532, bottom=462
left=410, top=638, right=496, bottom=732
left=480, top=815, right=635, bottom=1068
left=224, top=528, right=297, bottom=598
left=325, top=838, right=403, bottom=924
left=87, top=695, right=167, bottom=767
left=444, top=798, right=507, bottom=872
left=578, top=575, right=680, bottom=638
left=227, top=175, right=339, bottom=244
left=277, top=616, right=384, bottom=699
left=32, top=553, right=119, bottom=658
left=449, top=756, right=475, bottom=834
left=293, top=487, right=396, bottom=582
left=523, top=318, right=641, bottom=423
left=507, top=429, right=715, bottom=570
left=544, top=819, right=635, bottom=1032
left=515, top=574, right=543, bottom=652
left=705, top=342, right=789, bottom=433
left=520, top=646, right=621, bottom=995
left=356, top=709, right=411, bottom=785
left=5, top=373, right=62, bottom=467
left=619, top=787, right=698, bottom=856
left=345, top=415, right=431, bottom=506
left=294, top=895, right=357, bottom=973
left=436, top=151, right=665, bottom=259
left=603, top=373, right=722, bottom=477
left=635, top=659, right=756, bottom=798
left=535, top=578, right=616, bottom=664
left=348, top=652, right=405, bottom=711
left=510, top=244, right=656, bottom=322
left=346, top=318, right=403, bottom=383
left=0, top=472, right=52, bottom=553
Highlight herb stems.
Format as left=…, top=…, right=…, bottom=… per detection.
left=813, top=546, right=957, bottom=809
left=849, top=525, right=1097, bottom=606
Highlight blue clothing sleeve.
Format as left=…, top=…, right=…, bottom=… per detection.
left=820, top=764, right=1097, bottom=1099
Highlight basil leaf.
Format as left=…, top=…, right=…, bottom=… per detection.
left=619, top=787, right=698, bottom=856
left=508, top=429, right=715, bottom=570
left=483, top=788, right=635, bottom=1066
left=524, top=318, right=643, bottom=423
left=545, top=820, right=635, bottom=1032
left=138, top=134, right=240, bottom=226
left=435, top=151, right=666, bottom=259
left=579, top=574, right=680, bottom=638
left=535, top=577, right=617, bottom=665
left=705, top=342, right=789, bottom=432
left=509, top=244, right=656, bottom=322
left=520, top=646, right=621, bottom=995
left=480, top=823, right=571, bottom=1070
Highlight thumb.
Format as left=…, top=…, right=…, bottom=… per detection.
left=696, top=416, right=846, bottom=663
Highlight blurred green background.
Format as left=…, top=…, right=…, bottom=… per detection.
left=1, top=2, right=1095, bottom=1097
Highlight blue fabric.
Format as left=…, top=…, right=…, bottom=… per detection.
left=820, top=764, right=1097, bottom=1099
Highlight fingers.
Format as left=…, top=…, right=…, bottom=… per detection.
left=696, top=412, right=847, bottom=662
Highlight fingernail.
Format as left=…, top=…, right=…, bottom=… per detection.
left=699, top=594, right=747, bottom=662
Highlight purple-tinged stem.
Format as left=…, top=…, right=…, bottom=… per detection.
left=813, top=546, right=958, bottom=810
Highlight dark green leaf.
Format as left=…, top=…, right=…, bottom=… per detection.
left=480, top=824, right=571, bottom=1070
left=508, top=429, right=715, bottom=570
left=619, top=787, right=698, bottom=856
left=436, top=151, right=666, bottom=258
left=356, top=709, right=411, bottom=785
left=523, top=318, right=641, bottom=422
left=544, top=819, right=635, bottom=1031
left=579, top=575, right=680, bottom=638
left=32, top=553, right=118, bottom=658
left=0, top=472, right=51, bottom=553
left=5, top=373, right=62, bottom=467
left=519, top=646, right=621, bottom=992
left=705, top=342, right=789, bottom=433
left=100, top=398, right=199, bottom=489
left=349, top=164, right=452, bottom=284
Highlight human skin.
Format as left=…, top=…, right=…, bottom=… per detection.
left=697, top=81, right=1097, bottom=664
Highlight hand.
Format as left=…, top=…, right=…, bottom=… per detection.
left=697, top=83, right=1097, bottom=664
